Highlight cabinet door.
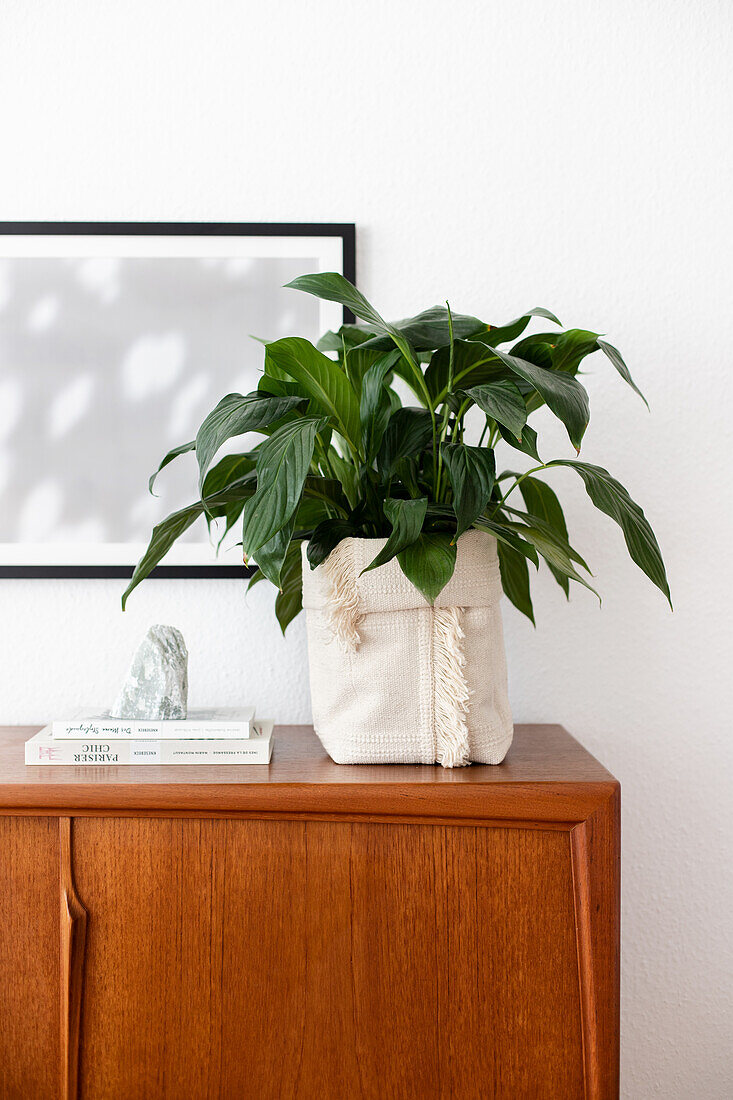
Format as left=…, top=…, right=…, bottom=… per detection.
left=71, top=817, right=588, bottom=1100
left=0, top=816, right=59, bottom=1099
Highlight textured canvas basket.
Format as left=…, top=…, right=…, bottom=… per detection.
left=301, top=531, right=513, bottom=767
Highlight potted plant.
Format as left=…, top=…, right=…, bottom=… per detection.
left=123, top=273, right=670, bottom=767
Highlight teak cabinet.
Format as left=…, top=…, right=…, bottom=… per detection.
left=0, top=724, right=619, bottom=1099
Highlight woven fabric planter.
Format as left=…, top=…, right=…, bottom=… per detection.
left=301, top=531, right=513, bottom=767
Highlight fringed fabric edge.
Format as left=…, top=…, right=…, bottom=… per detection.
left=432, top=606, right=471, bottom=768
left=323, top=539, right=362, bottom=652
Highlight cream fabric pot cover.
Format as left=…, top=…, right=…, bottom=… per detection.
left=301, top=531, right=513, bottom=767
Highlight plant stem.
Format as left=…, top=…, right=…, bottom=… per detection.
left=491, top=464, right=548, bottom=514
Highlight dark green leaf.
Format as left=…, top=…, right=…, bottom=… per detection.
left=550, top=329, right=599, bottom=374
left=363, top=497, right=427, bottom=573
left=201, top=453, right=257, bottom=500
left=378, top=407, right=434, bottom=478
left=360, top=350, right=401, bottom=463
left=474, top=517, right=540, bottom=567
left=275, top=541, right=304, bottom=633
left=196, top=391, right=304, bottom=494
left=426, top=341, right=505, bottom=403
left=497, top=541, right=535, bottom=624
left=342, top=346, right=386, bottom=394
left=547, top=460, right=671, bottom=604
left=306, top=518, right=358, bottom=568
left=476, top=345, right=590, bottom=451
left=316, top=325, right=373, bottom=353
left=597, top=340, right=649, bottom=407
left=512, top=522, right=600, bottom=601
left=287, top=272, right=386, bottom=329
left=149, top=440, right=194, bottom=495
left=242, top=416, right=326, bottom=557
left=257, top=373, right=309, bottom=399
left=356, top=306, right=485, bottom=352
left=122, top=476, right=256, bottom=609
left=516, top=475, right=572, bottom=595
left=264, top=337, right=361, bottom=451
left=397, top=533, right=457, bottom=603
left=475, top=307, right=561, bottom=348
left=497, top=422, right=541, bottom=461
left=123, top=502, right=203, bottom=609
left=465, top=381, right=527, bottom=439
left=509, top=333, right=555, bottom=370
left=285, top=273, right=425, bottom=395
left=252, top=516, right=295, bottom=588
left=301, top=476, right=350, bottom=517
left=440, top=443, right=496, bottom=539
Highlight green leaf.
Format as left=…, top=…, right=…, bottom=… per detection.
left=275, top=541, right=304, bottom=633
left=597, top=339, right=649, bottom=407
left=397, top=532, right=457, bottom=603
left=473, top=517, right=540, bottom=567
left=341, top=346, right=385, bottom=394
left=378, top=407, right=434, bottom=478
left=196, top=391, right=304, bottom=494
left=547, top=459, right=671, bottom=604
left=285, top=273, right=426, bottom=397
left=287, top=272, right=386, bottom=329
left=476, top=345, right=590, bottom=451
left=316, top=325, right=373, bottom=352
left=251, top=516, right=295, bottom=588
left=550, top=329, right=599, bottom=374
left=306, top=518, right=358, bottom=568
left=360, top=349, right=401, bottom=463
left=509, top=333, right=555, bottom=370
left=363, top=497, right=427, bottom=573
left=475, top=307, right=562, bottom=348
left=123, top=502, right=203, bottom=609
left=426, top=341, right=505, bottom=403
left=505, top=520, right=599, bottom=601
left=122, top=475, right=256, bottom=609
left=201, top=453, right=257, bottom=500
left=440, top=443, right=496, bottom=539
left=497, top=540, right=535, bottom=624
left=242, top=416, right=326, bottom=557
left=264, top=337, right=361, bottom=452
left=497, top=422, right=541, bottom=461
left=149, top=440, right=194, bottom=495
left=465, top=381, right=527, bottom=439
left=356, top=306, right=485, bottom=352
left=516, top=475, right=573, bottom=595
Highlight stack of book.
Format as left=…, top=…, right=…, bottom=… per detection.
left=25, top=707, right=273, bottom=766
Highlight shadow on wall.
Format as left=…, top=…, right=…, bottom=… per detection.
left=0, top=255, right=317, bottom=545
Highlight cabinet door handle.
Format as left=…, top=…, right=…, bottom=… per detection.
left=59, top=817, right=87, bottom=1100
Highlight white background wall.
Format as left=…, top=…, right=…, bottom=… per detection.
left=1, top=1, right=731, bottom=1094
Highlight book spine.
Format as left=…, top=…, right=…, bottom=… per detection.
left=25, top=738, right=272, bottom=766
left=52, top=720, right=254, bottom=740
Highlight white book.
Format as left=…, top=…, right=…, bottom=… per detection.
left=51, top=706, right=256, bottom=740
left=25, top=720, right=273, bottom=766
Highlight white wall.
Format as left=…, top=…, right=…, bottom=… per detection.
left=1, top=1, right=731, bottom=1094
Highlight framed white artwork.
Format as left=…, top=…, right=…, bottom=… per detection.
left=0, top=222, right=355, bottom=577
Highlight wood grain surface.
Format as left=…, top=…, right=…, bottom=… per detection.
left=0, top=725, right=619, bottom=1098
left=70, top=817, right=599, bottom=1099
left=0, top=816, right=59, bottom=1098
left=0, top=724, right=617, bottom=823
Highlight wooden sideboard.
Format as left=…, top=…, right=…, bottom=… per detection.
left=0, top=723, right=619, bottom=1099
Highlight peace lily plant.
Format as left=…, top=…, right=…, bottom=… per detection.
left=122, top=273, right=670, bottom=632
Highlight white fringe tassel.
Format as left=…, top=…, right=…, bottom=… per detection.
left=433, top=606, right=471, bottom=768
left=324, top=540, right=362, bottom=652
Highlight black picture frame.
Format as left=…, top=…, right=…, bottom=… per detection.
left=0, top=221, right=356, bottom=579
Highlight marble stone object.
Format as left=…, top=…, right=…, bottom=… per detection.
left=111, top=625, right=189, bottom=720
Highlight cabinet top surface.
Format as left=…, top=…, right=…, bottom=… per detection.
left=0, top=725, right=616, bottom=820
